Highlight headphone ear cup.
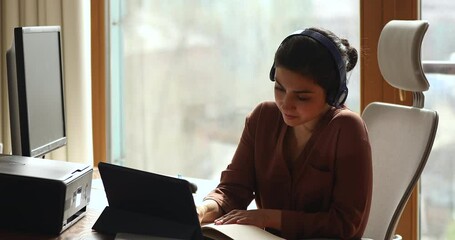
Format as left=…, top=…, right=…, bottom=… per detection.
left=338, top=89, right=348, bottom=106
left=269, top=64, right=276, bottom=81
left=329, top=85, right=348, bottom=107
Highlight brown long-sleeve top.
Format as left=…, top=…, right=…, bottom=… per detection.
left=204, top=101, right=372, bottom=239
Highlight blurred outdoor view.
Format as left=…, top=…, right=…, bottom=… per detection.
left=108, top=0, right=360, bottom=179
left=421, top=0, right=455, bottom=239
left=108, top=0, right=455, bottom=239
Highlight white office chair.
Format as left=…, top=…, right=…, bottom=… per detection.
left=361, top=20, right=439, bottom=240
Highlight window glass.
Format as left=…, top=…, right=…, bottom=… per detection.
left=421, top=0, right=455, bottom=239
left=108, top=0, right=360, bottom=179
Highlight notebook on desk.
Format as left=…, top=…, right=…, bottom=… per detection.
left=93, top=162, right=204, bottom=240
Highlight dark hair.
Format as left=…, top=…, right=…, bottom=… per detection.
left=272, top=27, right=358, bottom=103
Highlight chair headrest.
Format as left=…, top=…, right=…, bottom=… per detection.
left=378, top=20, right=429, bottom=92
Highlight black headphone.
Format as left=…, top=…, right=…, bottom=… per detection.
left=269, top=29, right=348, bottom=108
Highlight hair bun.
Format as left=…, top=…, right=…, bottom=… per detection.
left=341, top=38, right=358, bottom=72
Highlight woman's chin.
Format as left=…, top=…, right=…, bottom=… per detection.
left=283, top=118, right=301, bottom=127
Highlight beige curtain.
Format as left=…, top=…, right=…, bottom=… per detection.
left=0, top=0, right=93, bottom=165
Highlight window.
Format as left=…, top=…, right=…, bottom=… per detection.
left=421, top=0, right=455, bottom=239
left=108, top=0, right=360, bottom=179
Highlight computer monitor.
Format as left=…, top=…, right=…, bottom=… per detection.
left=6, top=26, right=67, bottom=158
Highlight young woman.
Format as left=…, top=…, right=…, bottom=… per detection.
left=197, top=27, right=372, bottom=239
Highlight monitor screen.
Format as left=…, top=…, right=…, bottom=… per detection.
left=6, top=26, right=67, bottom=158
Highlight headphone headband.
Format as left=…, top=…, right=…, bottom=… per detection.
left=269, top=29, right=348, bottom=108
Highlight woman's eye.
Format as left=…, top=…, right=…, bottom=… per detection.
left=298, top=96, right=310, bottom=101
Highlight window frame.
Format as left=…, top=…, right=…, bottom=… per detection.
left=91, top=0, right=107, bottom=167
left=361, top=0, right=420, bottom=239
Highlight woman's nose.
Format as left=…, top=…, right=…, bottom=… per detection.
left=281, top=94, right=295, bottom=110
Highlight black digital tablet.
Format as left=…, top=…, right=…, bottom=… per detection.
left=94, top=162, right=203, bottom=240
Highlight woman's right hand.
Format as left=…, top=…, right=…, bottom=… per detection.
left=196, top=205, right=208, bottom=223
left=196, top=199, right=222, bottom=224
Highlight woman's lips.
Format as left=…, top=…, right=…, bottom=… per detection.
left=283, top=113, right=298, bottom=120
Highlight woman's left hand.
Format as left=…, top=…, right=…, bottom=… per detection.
left=214, top=209, right=281, bottom=230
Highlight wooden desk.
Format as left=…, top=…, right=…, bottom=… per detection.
left=0, top=170, right=219, bottom=240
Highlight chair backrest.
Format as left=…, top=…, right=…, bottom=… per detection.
left=361, top=20, right=439, bottom=240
